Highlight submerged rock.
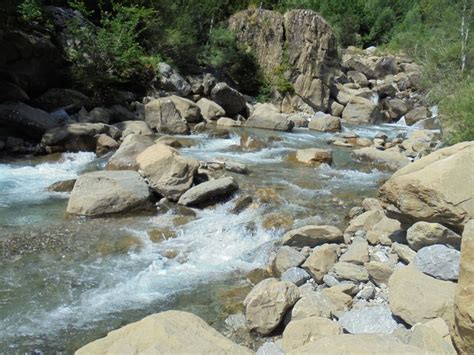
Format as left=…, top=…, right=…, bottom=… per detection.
left=66, top=171, right=152, bottom=217
left=76, top=310, right=251, bottom=354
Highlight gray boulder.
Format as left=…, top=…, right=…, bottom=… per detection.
left=34, top=88, right=90, bottom=113
left=158, top=63, right=191, bottom=96
left=178, top=177, right=239, bottom=207
left=281, top=267, right=310, bottom=286
left=414, top=245, right=460, bottom=281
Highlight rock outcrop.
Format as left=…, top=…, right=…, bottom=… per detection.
left=145, top=97, right=190, bottom=135
left=106, top=134, right=154, bottom=170
left=76, top=310, right=251, bottom=354
left=229, top=9, right=338, bottom=113
left=379, top=142, right=474, bottom=231
left=67, top=171, right=152, bottom=216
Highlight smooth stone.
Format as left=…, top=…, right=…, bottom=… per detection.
left=414, top=244, right=460, bottom=281
left=281, top=267, right=310, bottom=286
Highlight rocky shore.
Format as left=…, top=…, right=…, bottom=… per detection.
left=1, top=6, right=472, bottom=355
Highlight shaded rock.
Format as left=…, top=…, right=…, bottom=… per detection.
left=388, top=266, right=455, bottom=326
left=385, top=98, right=408, bottom=120
left=308, top=115, right=341, bottom=132
left=66, top=171, right=151, bottom=217
left=244, top=278, right=300, bottom=335
left=272, top=246, right=306, bottom=276
left=353, top=146, right=410, bottom=170
left=157, top=63, right=191, bottom=96
left=245, top=103, right=294, bottom=131
left=282, top=316, right=343, bottom=351
left=330, top=262, right=369, bottom=282
left=379, top=142, right=474, bottom=230
left=246, top=268, right=271, bottom=286
left=136, top=143, right=199, bottom=201
left=283, top=225, right=343, bottom=248
left=0, top=102, right=65, bottom=140
left=211, top=82, right=246, bottom=116
left=113, top=120, right=153, bottom=138
left=35, top=88, right=90, bottom=113
left=288, top=334, right=423, bottom=354
left=405, top=106, right=430, bottom=126
left=294, top=148, right=332, bottom=165
left=107, top=134, right=154, bottom=170
left=407, top=221, right=462, bottom=251
left=414, top=245, right=460, bottom=281
left=145, top=97, right=189, bottom=135
left=281, top=267, right=310, bottom=286
left=108, top=105, right=137, bottom=123
left=41, top=123, right=120, bottom=152
left=178, top=176, right=239, bottom=207
left=342, top=96, right=381, bottom=124
left=79, top=107, right=110, bottom=124
left=454, top=220, right=474, bottom=354
left=196, top=98, right=226, bottom=121
left=347, top=70, right=368, bottom=86
left=76, top=310, right=251, bottom=354
left=338, top=305, right=398, bottom=334
left=302, top=244, right=338, bottom=282
left=374, top=56, right=398, bottom=77
left=230, top=195, right=253, bottom=214
left=96, top=133, right=119, bottom=156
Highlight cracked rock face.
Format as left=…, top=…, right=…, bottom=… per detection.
left=229, top=9, right=338, bottom=112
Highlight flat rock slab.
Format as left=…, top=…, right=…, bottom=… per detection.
left=414, top=244, right=460, bottom=281
left=338, top=305, right=398, bottom=334
left=178, top=177, right=239, bottom=207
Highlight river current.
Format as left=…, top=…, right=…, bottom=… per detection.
left=0, top=123, right=414, bottom=353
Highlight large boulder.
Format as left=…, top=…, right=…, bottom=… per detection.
left=454, top=220, right=474, bottom=354
left=283, top=225, right=343, bottom=248
left=144, top=97, right=190, bottom=135
left=157, top=63, right=191, bottom=96
left=196, top=98, right=225, bottom=121
left=405, top=106, right=431, bottom=126
left=178, top=177, right=239, bottom=207
left=106, top=134, right=154, bottom=170
left=407, top=221, right=462, bottom=251
left=76, top=310, right=251, bottom=354
left=244, top=278, right=300, bottom=335
left=244, top=103, right=294, bottom=131
left=342, top=96, right=381, bottom=124
left=0, top=102, right=66, bottom=140
left=302, top=244, right=338, bottom=282
left=288, top=334, right=424, bottom=354
left=210, top=82, right=246, bottom=116
left=291, top=289, right=337, bottom=320
left=41, top=122, right=120, bottom=152
left=379, top=142, right=474, bottom=231
left=388, top=266, right=456, bottom=326
left=169, top=95, right=201, bottom=123
left=229, top=9, right=338, bottom=112
left=136, top=143, right=199, bottom=201
left=66, top=171, right=152, bottom=217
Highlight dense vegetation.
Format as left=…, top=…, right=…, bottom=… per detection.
left=3, top=0, right=473, bottom=143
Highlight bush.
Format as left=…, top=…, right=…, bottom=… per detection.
left=65, top=2, right=155, bottom=96
left=17, top=0, right=42, bottom=24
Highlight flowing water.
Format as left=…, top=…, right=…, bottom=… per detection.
left=0, top=123, right=414, bottom=353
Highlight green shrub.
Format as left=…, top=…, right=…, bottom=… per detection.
left=65, top=2, right=155, bottom=96
left=17, top=0, right=42, bottom=24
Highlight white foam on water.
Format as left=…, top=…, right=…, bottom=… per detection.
left=0, top=200, right=277, bottom=338
left=0, top=152, right=96, bottom=207
left=317, top=164, right=388, bottom=188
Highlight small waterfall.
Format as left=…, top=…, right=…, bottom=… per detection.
left=371, top=93, right=379, bottom=105
left=396, top=116, right=407, bottom=126
left=430, top=105, right=439, bottom=118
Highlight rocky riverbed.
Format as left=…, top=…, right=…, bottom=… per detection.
left=1, top=6, right=473, bottom=355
